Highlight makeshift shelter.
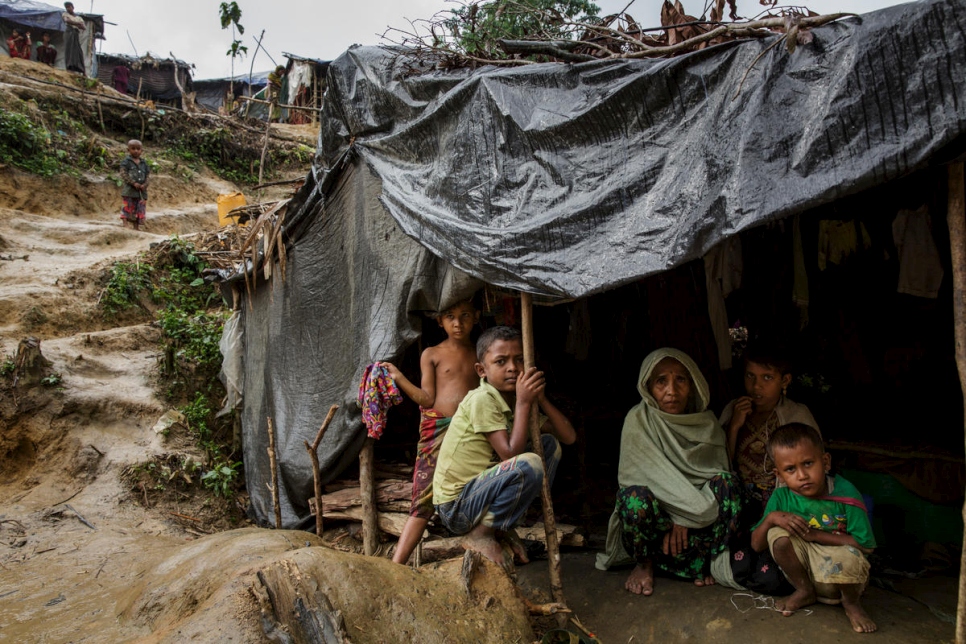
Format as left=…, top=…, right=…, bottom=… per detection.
left=193, top=70, right=271, bottom=113
left=95, top=52, right=193, bottom=106
left=0, top=0, right=102, bottom=76
left=225, top=0, right=966, bottom=547
left=235, top=53, right=329, bottom=123
left=279, top=53, right=329, bottom=124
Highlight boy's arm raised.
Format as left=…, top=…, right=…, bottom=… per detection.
left=486, top=367, right=542, bottom=461
left=384, top=350, right=436, bottom=409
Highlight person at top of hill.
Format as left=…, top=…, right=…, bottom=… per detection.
left=35, top=32, right=57, bottom=66
left=62, top=2, right=86, bottom=74
left=6, top=29, right=32, bottom=60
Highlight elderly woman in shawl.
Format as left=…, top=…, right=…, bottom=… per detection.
left=596, top=348, right=741, bottom=595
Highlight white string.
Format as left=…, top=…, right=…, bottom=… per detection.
left=730, top=592, right=814, bottom=616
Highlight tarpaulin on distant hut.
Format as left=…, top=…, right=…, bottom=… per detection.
left=237, top=0, right=966, bottom=527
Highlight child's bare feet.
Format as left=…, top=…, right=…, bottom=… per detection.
left=693, top=575, right=715, bottom=587
left=842, top=584, right=877, bottom=633
left=775, top=587, right=816, bottom=616
left=462, top=525, right=510, bottom=571
left=497, top=529, right=529, bottom=565
left=625, top=559, right=654, bottom=595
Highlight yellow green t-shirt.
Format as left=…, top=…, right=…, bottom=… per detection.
left=432, top=379, right=512, bottom=505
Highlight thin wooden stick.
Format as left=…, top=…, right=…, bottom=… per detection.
left=64, top=504, right=95, bottom=530
left=947, top=161, right=966, bottom=644
left=359, top=437, right=380, bottom=555
left=304, top=404, right=339, bottom=536
left=520, top=292, right=567, bottom=619
left=258, top=104, right=273, bottom=185
left=267, top=416, right=282, bottom=529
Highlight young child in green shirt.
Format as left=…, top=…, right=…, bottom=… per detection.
left=752, top=423, right=876, bottom=633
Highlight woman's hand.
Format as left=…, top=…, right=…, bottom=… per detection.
left=662, top=523, right=689, bottom=557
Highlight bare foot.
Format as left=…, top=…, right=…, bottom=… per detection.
left=462, top=526, right=510, bottom=571
left=775, top=587, right=816, bottom=616
left=625, top=560, right=654, bottom=596
left=693, top=575, right=715, bottom=587
left=842, top=598, right=877, bottom=633
left=497, top=529, right=529, bottom=565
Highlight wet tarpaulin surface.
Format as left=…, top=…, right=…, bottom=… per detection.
left=319, top=0, right=966, bottom=298
left=241, top=0, right=966, bottom=527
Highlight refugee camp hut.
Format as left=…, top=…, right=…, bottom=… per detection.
left=235, top=54, right=329, bottom=123
left=0, top=0, right=103, bottom=76
left=280, top=52, right=329, bottom=124
left=226, top=0, right=966, bottom=586
left=96, top=52, right=193, bottom=107
left=193, top=70, right=271, bottom=114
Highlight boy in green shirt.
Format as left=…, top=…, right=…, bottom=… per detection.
left=433, top=326, right=576, bottom=570
left=752, top=423, right=876, bottom=633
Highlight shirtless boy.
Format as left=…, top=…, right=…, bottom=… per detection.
left=384, top=300, right=480, bottom=565
left=751, top=423, right=876, bottom=633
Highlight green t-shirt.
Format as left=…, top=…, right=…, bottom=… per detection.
left=754, top=475, right=876, bottom=550
left=432, top=379, right=512, bottom=505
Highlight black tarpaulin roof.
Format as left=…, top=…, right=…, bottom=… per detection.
left=240, top=0, right=966, bottom=527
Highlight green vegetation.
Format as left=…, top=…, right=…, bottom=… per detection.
left=102, top=261, right=154, bottom=315
left=41, top=372, right=62, bottom=387
left=445, top=0, right=600, bottom=58
left=0, top=355, right=15, bottom=377
left=102, top=236, right=242, bottom=503
left=0, top=107, right=61, bottom=176
left=201, top=460, right=242, bottom=498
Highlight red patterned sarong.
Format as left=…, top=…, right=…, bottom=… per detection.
left=121, top=196, right=146, bottom=223
left=410, top=408, right=451, bottom=519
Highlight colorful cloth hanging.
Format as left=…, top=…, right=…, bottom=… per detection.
left=357, top=362, right=403, bottom=439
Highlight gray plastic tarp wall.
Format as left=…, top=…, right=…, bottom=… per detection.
left=241, top=0, right=966, bottom=527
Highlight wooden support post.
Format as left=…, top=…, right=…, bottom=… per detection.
left=520, top=292, right=567, bottom=612
left=266, top=417, right=282, bottom=529
left=304, top=404, right=339, bottom=537
left=258, top=115, right=271, bottom=186
left=948, top=161, right=966, bottom=644
left=359, top=437, right=380, bottom=555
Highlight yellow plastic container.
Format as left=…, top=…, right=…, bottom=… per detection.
left=217, top=192, right=247, bottom=227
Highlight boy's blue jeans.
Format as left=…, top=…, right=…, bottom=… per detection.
left=436, top=434, right=562, bottom=535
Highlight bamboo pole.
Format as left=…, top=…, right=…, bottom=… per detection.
left=520, top=292, right=566, bottom=612
left=304, top=404, right=339, bottom=537
left=359, top=437, right=380, bottom=555
left=267, top=417, right=282, bottom=529
left=948, top=161, right=966, bottom=644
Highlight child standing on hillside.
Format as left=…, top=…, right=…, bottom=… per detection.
left=384, top=300, right=481, bottom=565
left=119, top=140, right=149, bottom=231
left=752, top=423, right=876, bottom=633
left=433, top=326, right=576, bottom=569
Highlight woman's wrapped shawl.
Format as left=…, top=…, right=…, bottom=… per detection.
left=597, top=348, right=729, bottom=570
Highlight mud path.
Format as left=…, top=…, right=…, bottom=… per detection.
left=0, top=165, right=255, bottom=642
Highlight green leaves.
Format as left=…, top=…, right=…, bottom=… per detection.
left=218, top=1, right=244, bottom=31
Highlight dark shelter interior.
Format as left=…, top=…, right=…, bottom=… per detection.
left=377, top=164, right=964, bottom=572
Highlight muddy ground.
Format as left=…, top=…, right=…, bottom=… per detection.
left=0, top=60, right=959, bottom=644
